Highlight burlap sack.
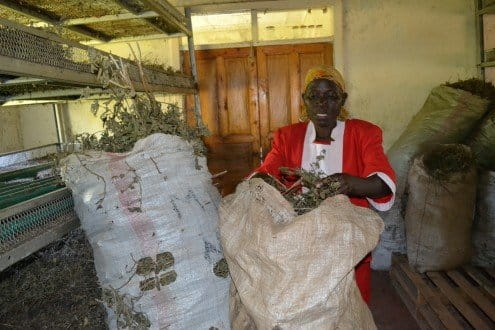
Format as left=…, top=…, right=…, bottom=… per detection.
left=472, top=171, right=495, bottom=267
left=388, top=86, right=488, bottom=197
left=406, top=156, right=477, bottom=273
left=375, top=86, right=488, bottom=269
left=219, top=179, right=384, bottom=329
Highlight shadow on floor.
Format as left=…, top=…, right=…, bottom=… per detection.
left=370, top=270, right=420, bottom=330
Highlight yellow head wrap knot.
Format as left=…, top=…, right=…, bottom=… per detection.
left=300, top=65, right=350, bottom=122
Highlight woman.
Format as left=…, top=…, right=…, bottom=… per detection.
left=252, top=66, right=396, bottom=304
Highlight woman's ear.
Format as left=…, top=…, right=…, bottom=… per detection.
left=342, top=92, right=348, bottom=104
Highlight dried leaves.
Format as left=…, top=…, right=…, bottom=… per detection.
left=258, top=152, right=341, bottom=215
left=422, top=144, right=475, bottom=182
left=77, top=48, right=208, bottom=155
left=102, top=287, right=150, bottom=329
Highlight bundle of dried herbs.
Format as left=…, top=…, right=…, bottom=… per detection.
left=258, top=152, right=341, bottom=215
left=77, top=48, right=208, bottom=155
left=447, top=79, right=495, bottom=170
left=445, top=78, right=495, bottom=110
left=422, top=144, right=475, bottom=182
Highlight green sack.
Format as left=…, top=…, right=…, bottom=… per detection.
left=388, top=85, right=489, bottom=196
left=375, top=86, right=489, bottom=264
left=468, top=109, right=495, bottom=170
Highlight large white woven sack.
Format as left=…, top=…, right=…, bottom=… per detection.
left=219, top=178, right=383, bottom=330
left=61, top=134, right=230, bottom=329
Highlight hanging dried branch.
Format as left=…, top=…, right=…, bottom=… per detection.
left=77, top=48, right=208, bottom=155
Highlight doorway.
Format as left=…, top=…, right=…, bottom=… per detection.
left=184, top=42, right=333, bottom=194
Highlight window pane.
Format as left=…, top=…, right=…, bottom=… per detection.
left=257, top=8, right=333, bottom=41
left=188, top=12, right=252, bottom=46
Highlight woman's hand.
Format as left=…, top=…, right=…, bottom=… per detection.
left=317, top=173, right=391, bottom=199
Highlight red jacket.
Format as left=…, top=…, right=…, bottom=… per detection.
left=255, top=119, right=396, bottom=210
left=253, top=119, right=397, bottom=304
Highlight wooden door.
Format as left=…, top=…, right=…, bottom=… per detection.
left=184, top=48, right=260, bottom=195
left=184, top=43, right=332, bottom=195
left=256, top=43, right=333, bottom=153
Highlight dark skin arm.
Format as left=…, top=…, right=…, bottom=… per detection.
left=318, top=173, right=392, bottom=199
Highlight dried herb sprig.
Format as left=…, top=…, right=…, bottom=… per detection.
left=258, top=151, right=341, bottom=215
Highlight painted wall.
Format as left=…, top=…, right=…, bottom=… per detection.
left=95, top=38, right=181, bottom=69
left=18, top=104, right=58, bottom=149
left=0, top=108, right=23, bottom=153
left=339, top=0, right=478, bottom=149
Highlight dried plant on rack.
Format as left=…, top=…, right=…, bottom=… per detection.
left=257, top=151, right=341, bottom=215
left=76, top=47, right=208, bottom=155
left=0, top=228, right=106, bottom=328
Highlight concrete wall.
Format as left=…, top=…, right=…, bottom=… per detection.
left=0, top=108, right=23, bottom=153
left=339, top=0, right=478, bottom=149
left=18, top=104, right=58, bottom=149
left=0, top=104, right=57, bottom=152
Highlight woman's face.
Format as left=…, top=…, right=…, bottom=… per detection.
left=303, top=78, right=347, bottom=129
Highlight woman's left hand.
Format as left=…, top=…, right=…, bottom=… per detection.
left=317, top=173, right=355, bottom=195
left=317, top=173, right=391, bottom=198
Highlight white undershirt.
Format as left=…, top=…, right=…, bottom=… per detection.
left=301, top=120, right=345, bottom=176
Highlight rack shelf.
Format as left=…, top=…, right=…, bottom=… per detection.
left=0, top=0, right=201, bottom=106
left=475, top=0, right=495, bottom=81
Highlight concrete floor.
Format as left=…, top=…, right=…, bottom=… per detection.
left=370, top=270, right=420, bottom=330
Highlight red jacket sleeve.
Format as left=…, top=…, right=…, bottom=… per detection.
left=361, top=125, right=397, bottom=209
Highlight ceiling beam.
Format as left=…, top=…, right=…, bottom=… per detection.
left=83, top=33, right=184, bottom=45
left=61, top=11, right=159, bottom=26
left=140, top=0, right=191, bottom=35
left=112, top=0, right=179, bottom=35
left=0, top=0, right=112, bottom=42
left=171, top=0, right=268, bottom=5
left=183, top=0, right=333, bottom=13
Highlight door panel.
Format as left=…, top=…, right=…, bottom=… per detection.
left=196, top=58, right=219, bottom=135
left=184, top=42, right=332, bottom=195
left=185, top=48, right=259, bottom=195
left=267, top=54, right=291, bottom=130
left=225, top=57, right=251, bottom=134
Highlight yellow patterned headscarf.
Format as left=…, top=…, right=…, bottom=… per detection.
left=300, top=65, right=350, bottom=121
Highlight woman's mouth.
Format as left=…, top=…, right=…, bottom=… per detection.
left=317, top=114, right=328, bottom=118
